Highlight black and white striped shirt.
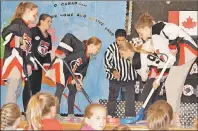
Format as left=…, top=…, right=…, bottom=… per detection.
left=104, top=42, right=137, bottom=81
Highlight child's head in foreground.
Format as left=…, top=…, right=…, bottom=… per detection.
left=1, top=103, right=21, bottom=130
left=146, top=100, right=173, bottom=130
left=26, top=92, right=59, bottom=130
left=81, top=103, right=107, bottom=130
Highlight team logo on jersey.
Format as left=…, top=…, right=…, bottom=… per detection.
left=23, top=33, right=32, bottom=45
left=23, top=33, right=32, bottom=53
left=156, top=49, right=168, bottom=62
left=37, top=40, right=50, bottom=57
left=70, top=58, right=83, bottom=72
left=147, top=49, right=169, bottom=66
left=190, top=63, right=198, bottom=75
left=183, top=84, right=194, bottom=96
left=35, top=36, right=40, bottom=40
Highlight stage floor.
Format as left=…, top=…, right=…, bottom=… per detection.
left=18, top=121, right=196, bottom=130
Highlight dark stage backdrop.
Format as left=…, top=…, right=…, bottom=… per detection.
left=127, top=0, right=198, bottom=42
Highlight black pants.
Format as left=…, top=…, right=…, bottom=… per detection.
left=140, top=78, right=166, bottom=118
left=55, top=83, right=77, bottom=114
left=107, top=80, right=136, bottom=117
left=23, top=69, right=42, bottom=112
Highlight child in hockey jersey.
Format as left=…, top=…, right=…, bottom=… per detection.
left=135, top=13, right=197, bottom=66
left=46, top=33, right=102, bottom=117
left=2, top=2, right=38, bottom=105
left=23, top=14, right=52, bottom=111
left=118, top=36, right=171, bottom=117
left=135, top=13, right=198, bottom=122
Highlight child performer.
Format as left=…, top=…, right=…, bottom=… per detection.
left=23, top=13, right=52, bottom=111
left=135, top=13, right=198, bottom=123
left=46, top=33, right=102, bottom=117
left=1, top=2, right=38, bottom=105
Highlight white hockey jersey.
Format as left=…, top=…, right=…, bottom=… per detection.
left=137, top=35, right=176, bottom=82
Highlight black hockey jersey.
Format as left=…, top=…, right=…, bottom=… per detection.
left=1, top=18, right=35, bottom=80
left=30, top=27, right=52, bottom=70
left=46, top=33, right=90, bottom=86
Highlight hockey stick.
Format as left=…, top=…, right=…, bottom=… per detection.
left=34, top=57, right=82, bottom=112
left=120, top=55, right=174, bottom=124
left=63, top=92, right=81, bottom=112
left=22, top=51, right=32, bottom=112
left=48, top=56, right=58, bottom=70
left=62, top=58, right=93, bottom=104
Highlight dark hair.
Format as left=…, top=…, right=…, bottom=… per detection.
left=115, top=29, right=126, bottom=38
left=37, top=13, right=52, bottom=26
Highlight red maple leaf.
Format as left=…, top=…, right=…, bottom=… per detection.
left=182, top=16, right=197, bottom=29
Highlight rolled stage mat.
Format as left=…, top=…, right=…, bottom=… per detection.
left=120, top=117, right=137, bottom=124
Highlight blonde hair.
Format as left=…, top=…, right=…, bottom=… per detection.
left=118, top=41, right=152, bottom=54
left=86, top=37, right=102, bottom=46
left=113, top=125, right=131, bottom=131
left=1, top=103, right=21, bottom=130
left=147, top=100, right=173, bottom=121
left=81, top=103, right=107, bottom=128
left=11, top=2, right=38, bottom=23
left=147, top=109, right=170, bottom=130
left=26, top=93, right=59, bottom=130
left=146, top=100, right=173, bottom=130
left=135, top=13, right=154, bottom=30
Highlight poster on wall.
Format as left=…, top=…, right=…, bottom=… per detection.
left=0, top=1, right=127, bottom=114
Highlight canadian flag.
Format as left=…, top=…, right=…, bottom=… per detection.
left=168, top=11, right=197, bottom=36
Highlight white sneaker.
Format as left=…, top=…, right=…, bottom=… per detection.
left=67, top=114, right=75, bottom=121
left=107, top=115, right=113, bottom=118
left=21, top=115, right=26, bottom=121
left=55, top=114, right=62, bottom=121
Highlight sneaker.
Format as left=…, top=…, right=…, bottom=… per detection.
left=55, top=114, right=62, bottom=121
left=107, top=115, right=112, bottom=118
left=21, top=115, right=26, bottom=121
left=106, top=115, right=112, bottom=122
left=67, top=114, right=75, bottom=122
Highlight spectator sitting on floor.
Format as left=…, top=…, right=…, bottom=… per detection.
left=81, top=103, right=107, bottom=130
left=146, top=100, right=173, bottom=130
left=1, top=103, right=21, bottom=130
left=25, top=93, right=63, bottom=130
